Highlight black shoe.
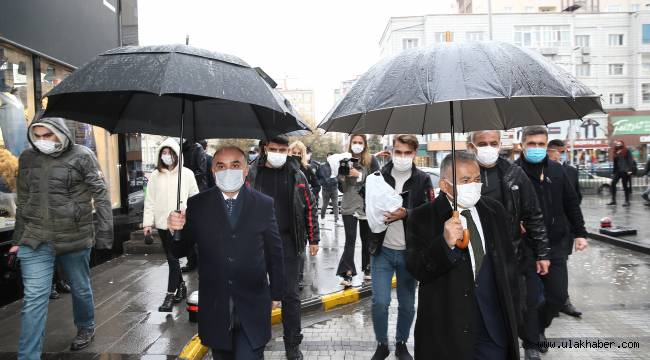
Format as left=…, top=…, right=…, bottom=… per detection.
left=642, top=193, right=650, bottom=202
left=606, top=201, right=617, bottom=205
left=285, top=345, right=303, bottom=360
left=340, top=275, right=353, bottom=288
left=50, top=284, right=60, bottom=300
left=371, top=343, right=390, bottom=360
left=181, top=264, right=196, bottom=273
left=538, top=333, right=549, bottom=353
left=70, top=327, right=95, bottom=351
left=622, top=201, right=631, bottom=207
left=561, top=301, right=582, bottom=317
left=363, top=270, right=372, bottom=281
left=159, top=293, right=175, bottom=312
left=395, top=342, right=413, bottom=360
left=524, top=348, right=541, bottom=360
left=173, top=282, right=187, bottom=303
left=56, top=280, right=72, bottom=293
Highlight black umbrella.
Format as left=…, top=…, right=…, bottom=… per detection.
left=319, top=41, right=603, bottom=248
left=44, top=44, right=310, bottom=239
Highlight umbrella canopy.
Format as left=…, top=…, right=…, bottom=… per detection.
left=319, top=41, right=603, bottom=135
left=44, top=44, right=310, bottom=140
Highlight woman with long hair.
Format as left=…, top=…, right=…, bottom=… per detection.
left=289, top=140, right=319, bottom=195
left=608, top=140, right=635, bottom=207
left=143, top=138, right=199, bottom=312
left=336, top=134, right=380, bottom=287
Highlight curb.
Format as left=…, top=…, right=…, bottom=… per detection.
left=178, top=276, right=397, bottom=359
left=588, top=228, right=650, bottom=255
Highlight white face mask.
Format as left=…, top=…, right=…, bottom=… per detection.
left=249, top=153, right=258, bottom=161
left=161, top=154, right=174, bottom=166
left=474, top=145, right=500, bottom=166
left=446, top=180, right=483, bottom=209
left=351, top=144, right=364, bottom=154
left=215, top=169, right=245, bottom=193
left=267, top=152, right=287, bottom=168
left=392, top=155, right=414, bottom=172
left=33, top=139, right=60, bottom=154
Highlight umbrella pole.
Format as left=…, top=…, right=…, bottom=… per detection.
left=449, top=101, right=470, bottom=249
left=173, top=98, right=186, bottom=242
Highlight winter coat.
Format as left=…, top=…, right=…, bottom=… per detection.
left=613, top=148, right=636, bottom=175
left=182, top=142, right=209, bottom=191
left=516, top=158, right=587, bottom=260
left=367, top=161, right=434, bottom=255
left=406, top=193, right=520, bottom=360
left=13, top=117, right=113, bottom=255
left=143, top=138, right=199, bottom=230
left=338, top=155, right=380, bottom=217
left=316, top=162, right=338, bottom=191
left=247, top=156, right=320, bottom=255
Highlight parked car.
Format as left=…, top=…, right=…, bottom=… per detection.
left=419, top=167, right=440, bottom=187
left=128, top=190, right=145, bottom=213
left=578, top=170, right=610, bottom=195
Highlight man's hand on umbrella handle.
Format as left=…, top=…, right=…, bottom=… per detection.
left=143, top=226, right=152, bottom=236
left=536, top=260, right=550, bottom=275
left=167, top=210, right=186, bottom=231
left=9, top=245, right=18, bottom=254
left=309, top=244, right=319, bottom=256
left=574, top=237, right=588, bottom=252
left=444, top=216, right=463, bottom=249
left=272, top=301, right=281, bottom=310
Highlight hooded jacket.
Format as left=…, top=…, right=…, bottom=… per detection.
left=13, top=117, right=113, bottom=255
left=143, top=138, right=199, bottom=230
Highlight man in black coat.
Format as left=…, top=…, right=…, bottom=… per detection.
left=406, top=152, right=519, bottom=360
left=168, top=146, right=284, bottom=359
left=467, top=130, right=550, bottom=359
left=199, top=140, right=215, bottom=189
left=516, top=126, right=588, bottom=353
left=547, top=139, right=584, bottom=319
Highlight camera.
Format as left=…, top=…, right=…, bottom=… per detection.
left=338, top=158, right=359, bottom=176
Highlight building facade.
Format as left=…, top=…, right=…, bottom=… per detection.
left=457, top=0, right=643, bottom=14
left=380, top=10, right=650, bottom=165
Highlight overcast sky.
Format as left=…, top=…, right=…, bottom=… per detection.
left=138, top=0, right=456, bottom=124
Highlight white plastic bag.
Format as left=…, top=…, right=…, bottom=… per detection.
left=365, top=173, right=403, bottom=233
left=327, top=152, right=352, bottom=178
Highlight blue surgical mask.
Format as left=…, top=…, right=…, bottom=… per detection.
left=560, top=153, right=568, bottom=163
left=525, top=147, right=547, bottom=164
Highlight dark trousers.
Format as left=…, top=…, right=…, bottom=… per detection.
left=186, top=244, right=198, bottom=267
left=473, top=307, right=507, bottom=360
left=212, top=329, right=264, bottom=360
left=611, top=172, right=632, bottom=202
left=321, top=188, right=339, bottom=220
left=336, top=215, right=371, bottom=277
left=282, top=235, right=303, bottom=344
left=521, top=263, right=544, bottom=349
left=158, top=229, right=183, bottom=293
left=539, top=257, right=568, bottom=332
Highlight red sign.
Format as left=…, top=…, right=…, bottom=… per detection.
left=571, top=139, right=609, bottom=149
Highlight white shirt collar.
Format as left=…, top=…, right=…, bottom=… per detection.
left=222, top=191, right=239, bottom=201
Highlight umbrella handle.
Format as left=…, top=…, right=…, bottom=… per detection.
left=173, top=210, right=182, bottom=242
left=452, top=211, right=470, bottom=249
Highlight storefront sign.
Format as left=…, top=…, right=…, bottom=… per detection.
left=571, top=139, right=609, bottom=149
left=611, top=115, right=650, bottom=135
left=640, top=135, right=650, bottom=143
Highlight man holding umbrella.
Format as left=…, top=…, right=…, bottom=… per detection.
left=515, top=126, right=588, bottom=352
left=406, top=152, right=519, bottom=360
left=466, top=130, right=550, bottom=359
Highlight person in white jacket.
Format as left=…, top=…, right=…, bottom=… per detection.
left=143, top=137, right=199, bottom=312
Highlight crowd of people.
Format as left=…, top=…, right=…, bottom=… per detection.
left=8, top=118, right=603, bottom=360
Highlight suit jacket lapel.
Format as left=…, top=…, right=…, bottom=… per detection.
left=476, top=199, right=496, bottom=251
left=231, top=186, right=249, bottom=232
left=212, top=189, right=233, bottom=233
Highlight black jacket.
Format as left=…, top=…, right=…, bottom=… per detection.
left=316, top=162, right=338, bottom=191
left=171, top=186, right=284, bottom=351
left=248, top=156, right=320, bottom=254
left=491, top=158, right=550, bottom=263
left=205, top=153, right=215, bottom=189
left=368, top=162, right=434, bottom=255
left=516, top=157, right=587, bottom=259
left=562, top=163, right=581, bottom=205
left=406, top=193, right=519, bottom=360
left=613, top=148, right=636, bottom=175
left=308, top=159, right=321, bottom=197
left=182, top=142, right=209, bottom=191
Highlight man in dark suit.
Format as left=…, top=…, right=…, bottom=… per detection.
left=168, top=146, right=284, bottom=359
left=406, top=152, right=519, bottom=360
left=199, top=140, right=215, bottom=189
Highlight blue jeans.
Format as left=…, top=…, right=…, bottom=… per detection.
left=17, top=244, right=95, bottom=360
left=370, top=246, right=417, bottom=345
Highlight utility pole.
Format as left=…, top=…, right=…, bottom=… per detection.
left=487, top=0, right=493, bottom=40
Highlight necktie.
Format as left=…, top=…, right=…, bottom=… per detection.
left=225, top=198, right=235, bottom=218
left=461, top=209, right=485, bottom=277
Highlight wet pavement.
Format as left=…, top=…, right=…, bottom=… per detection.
left=1, top=211, right=649, bottom=359
left=581, top=194, right=650, bottom=248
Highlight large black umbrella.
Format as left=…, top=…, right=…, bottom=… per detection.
left=319, top=41, right=603, bottom=248
left=44, top=44, right=310, bottom=239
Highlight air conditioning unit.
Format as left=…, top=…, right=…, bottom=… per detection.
left=581, top=47, right=591, bottom=54
left=540, top=47, right=559, bottom=55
